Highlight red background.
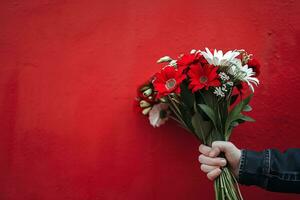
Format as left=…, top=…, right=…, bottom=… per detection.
left=1, top=0, right=300, bottom=199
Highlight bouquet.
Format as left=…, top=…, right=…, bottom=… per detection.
left=134, top=48, right=260, bottom=200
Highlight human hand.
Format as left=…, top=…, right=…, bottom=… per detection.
left=198, top=141, right=241, bottom=180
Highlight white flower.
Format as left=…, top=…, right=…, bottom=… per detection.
left=237, top=65, right=260, bottom=92
left=226, top=81, right=234, bottom=86
left=201, top=48, right=240, bottom=67
left=168, top=60, right=177, bottom=67
left=213, top=87, right=225, bottom=97
left=227, top=58, right=243, bottom=76
left=200, top=47, right=260, bottom=92
left=149, top=103, right=169, bottom=127
left=219, top=72, right=230, bottom=81
left=221, top=84, right=228, bottom=92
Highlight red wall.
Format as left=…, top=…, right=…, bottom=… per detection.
left=1, top=1, right=300, bottom=199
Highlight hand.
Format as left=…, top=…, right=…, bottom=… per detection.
left=198, top=141, right=241, bottom=180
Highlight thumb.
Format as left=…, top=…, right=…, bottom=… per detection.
left=209, top=141, right=234, bottom=157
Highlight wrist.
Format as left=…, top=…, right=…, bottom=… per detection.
left=232, top=149, right=242, bottom=178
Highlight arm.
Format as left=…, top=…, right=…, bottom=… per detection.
left=239, top=148, right=300, bottom=193
left=198, top=142, right=300, bottom=193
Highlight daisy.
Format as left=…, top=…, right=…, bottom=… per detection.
left=201, top=48, right=240, bottom=67
left=236, top=65, right=260, bottom=92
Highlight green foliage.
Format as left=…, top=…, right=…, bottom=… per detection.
left=178, top=103, right=194, bottom=132
left=171, top=89, right=255, bottom=144
left=230, top=94, right=239, bottom=105
left=180, top=81, right=194, bottom=109
left=177, top=81, right=196, bottom=132
left=239, top=114, right=255, bottom=122
left=225, top=94, right=255, bottom=140
left=198, top=104, right=217, bottom=129
left=191, top=107, right=212, bottom=143
left=243, top=104, right=252, bottom=112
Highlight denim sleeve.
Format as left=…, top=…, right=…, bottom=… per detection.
left=238, top=149, right=300, bottom=193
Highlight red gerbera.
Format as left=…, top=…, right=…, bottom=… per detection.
left=177, top=52, right=208, bottom=72
left=247, top=58, right=261, bottom=77
left=188, top=64, right=221, bottom=92
left=153, top=66, right=186, bottom=98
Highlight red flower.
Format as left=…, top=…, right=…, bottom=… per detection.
left=153, top=66, right=186, bottom=98
left=134, top=81, right=157, bottom=115
left=136, top=80, right=156, bottom=103
left=247, top=58, right=261, bottom=77
left=236, top=81, right=251, bottom=96
left=177, top=52, right=208, bottom=72
left=188, top=64, right=221, bottom=92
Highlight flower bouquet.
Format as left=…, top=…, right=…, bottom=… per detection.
left=135, top=48, right=260, bottom=200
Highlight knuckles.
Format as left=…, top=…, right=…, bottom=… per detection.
left=200, top=164, right=206, bottom=172
left=198, top=154, right=205, bottom=163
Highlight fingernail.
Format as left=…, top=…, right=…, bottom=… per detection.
left=221, top=159, right=226, bottom=165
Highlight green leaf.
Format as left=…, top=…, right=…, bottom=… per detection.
left=178, top=103, right=194, bottom=132
left=243, top=93, right=253, bottom=105
left=200, top=90, right=215, bottom=107
left=240, top=115, right=255, bottom=122
left=180, top=81, right=194, bottom=109
left=243, top=104, right=252, bottom=112
left=231, top=114, right=255, bottom=128
left=198, top=104, right=218, bottom=130
left=231, top=121, right=239, bottom=127
left=191, top=111, right=203, bottom=140
left=230, top=94, right=239, bottom=105
left=191, top=110, right=212, bottom=143
left=225, top=94, right=253, bottom=136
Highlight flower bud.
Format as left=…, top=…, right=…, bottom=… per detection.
left=142, top=107, right=152, bottom=115
left=169, top=60, right=177, bottom=67
left=143, top=88, right=152, bottom=97
left=190, top=49, right=197, bottom=54
left=157, top=56, right=172, bottom=63
left=139, top=100, right=150, bottom=108
left=159, top=97, right=167, bottom=103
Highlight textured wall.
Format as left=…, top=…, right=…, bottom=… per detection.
left=0, top=0, right=300, bottom=199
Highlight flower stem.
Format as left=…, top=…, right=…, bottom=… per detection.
left=214, top=167, right=244, bottom=200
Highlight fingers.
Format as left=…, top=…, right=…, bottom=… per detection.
left=198, top=143, right=229, bottom=181
left=199, top=144, right=212, bottom=156
left=198, top=142, right=240, bottom=181
left=200, top=164, right=219, bottom=173
left=200, top=142, right=233, bottom=158
left=198, top=154, right=227, bottom=167
left=207, top=168, right=222, bottom=181
left=209, top=146, right=221, bottom=157
left=211, top=141, right=234, bottom=155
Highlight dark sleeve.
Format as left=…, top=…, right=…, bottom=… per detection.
left=238, top=148, right=300, bottom=193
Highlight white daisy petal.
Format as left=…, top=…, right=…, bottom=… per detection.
left=235, top=65, right=260, bottom=92
left=201, top=51, right=213, bottom=65
left=206, top=47, right=214, bottom=58
left=200, top=48, right=242, bottom=68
